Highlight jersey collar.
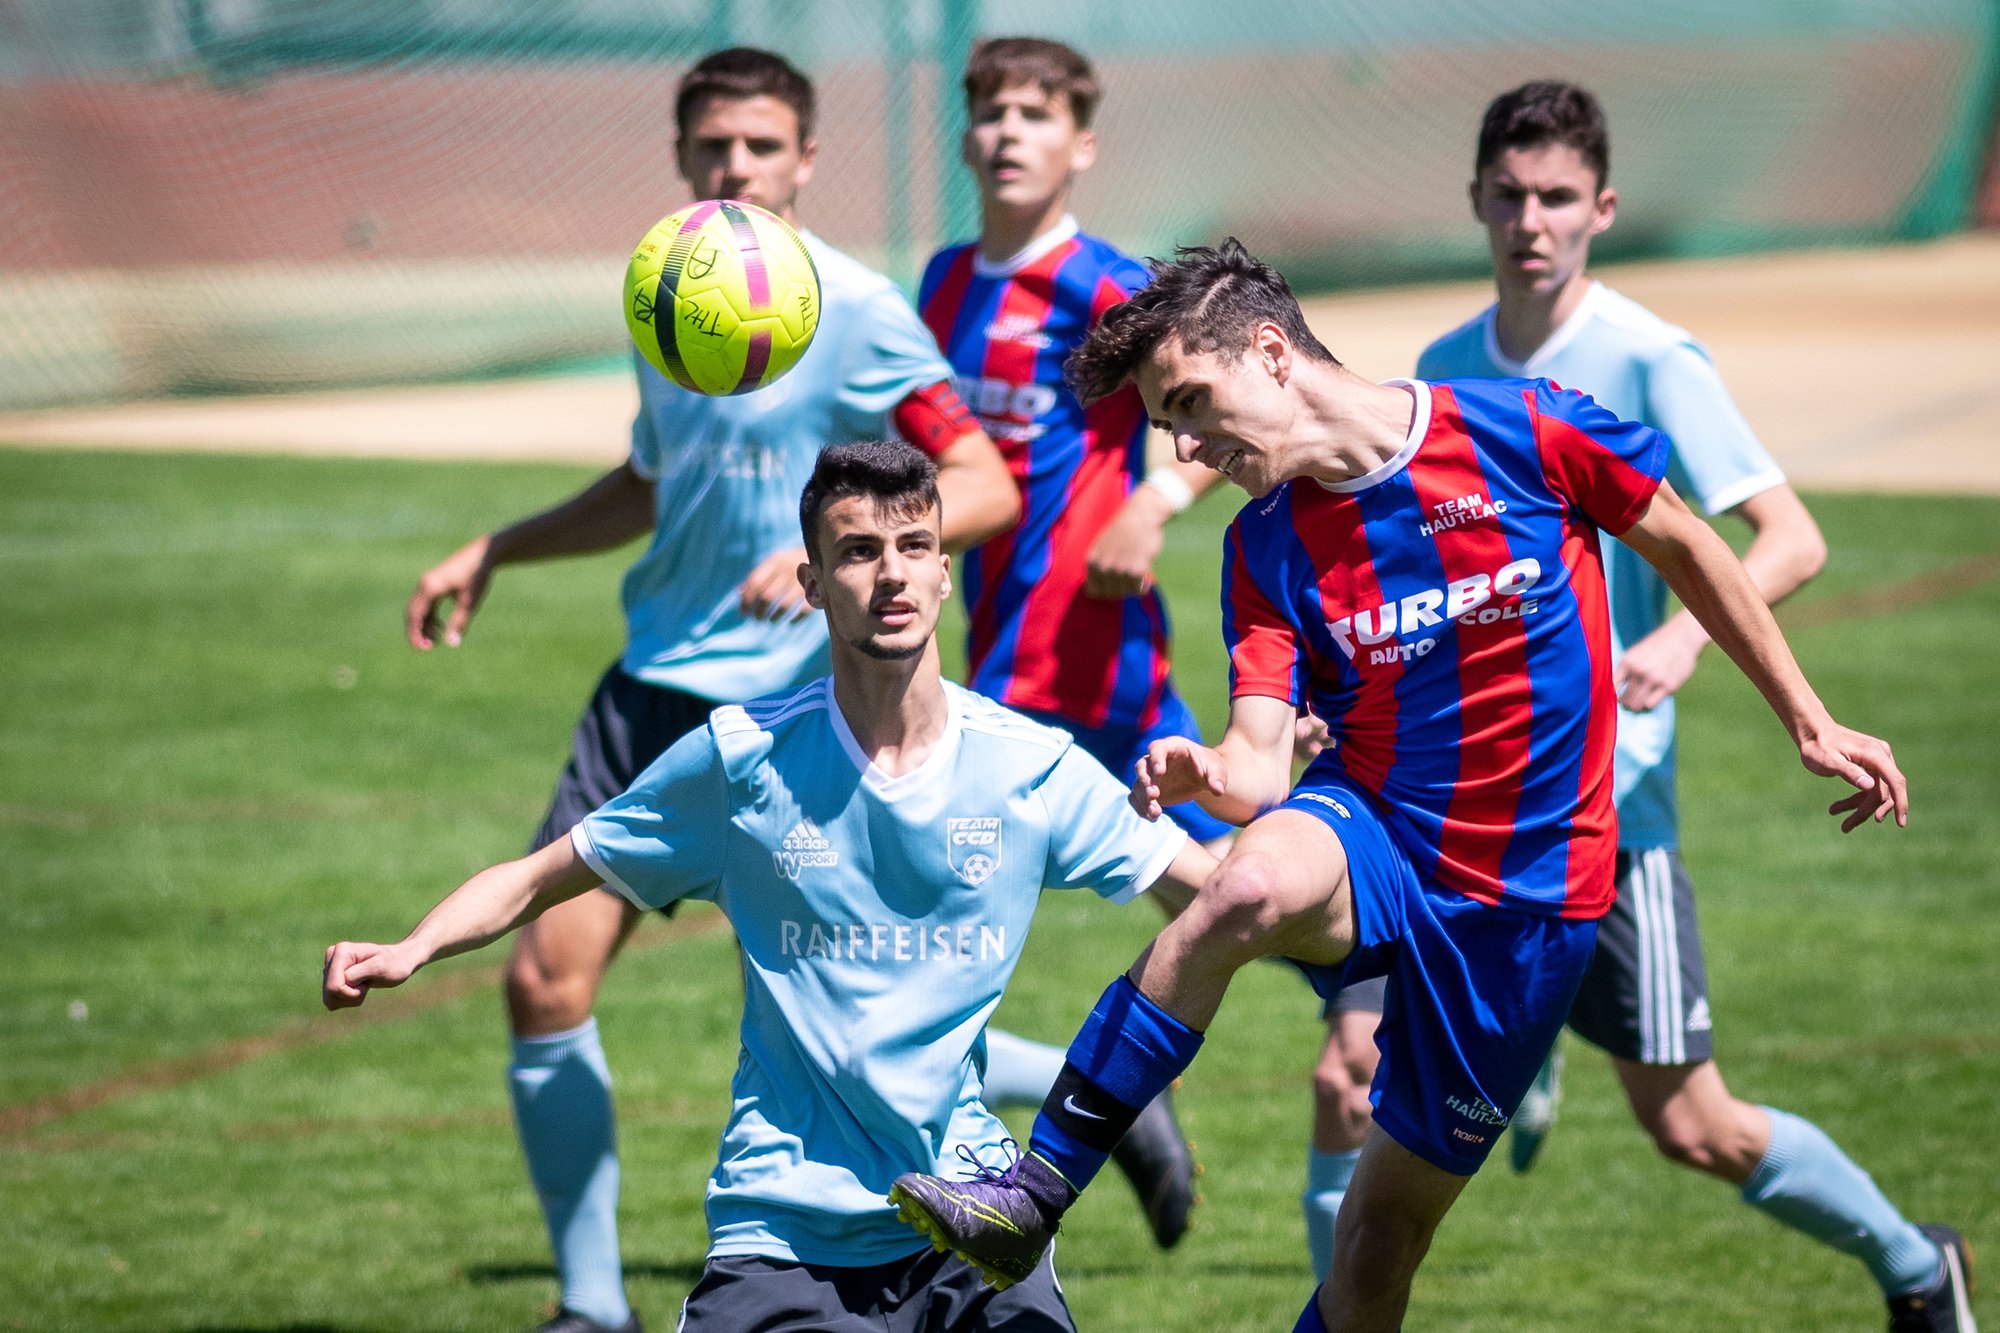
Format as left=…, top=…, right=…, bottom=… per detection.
left=1315, top=378, right=1431, bottom=494
left=1481, top=279, right=1603, bottom=376
left=972, top=215, right=1080, bottom=278
left=825, top=677, right=965, bottom=801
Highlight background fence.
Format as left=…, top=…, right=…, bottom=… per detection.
left=4, top=0, right=1996, bottom=409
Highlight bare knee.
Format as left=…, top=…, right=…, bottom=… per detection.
left=1622, top=1062, right=1767, bottom=1182
left=504, top=942, right=602, bottom=1035
left=1312, top=1040, right=1376, bottom=1151
left=1186, top=852, right=1300, bottom=963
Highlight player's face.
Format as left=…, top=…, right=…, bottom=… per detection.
left=1471, top=142, right=1615, bottom=299
left=1135, top=326, right=1298, bottom=498
left=676, top=94, right=817, bottom=220
left=962, top=81, right=1096, bottom=215
left=803, top=496, right=951, bottom=663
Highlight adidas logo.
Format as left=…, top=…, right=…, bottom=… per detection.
left=773, top=819, right=838, bottom=880
left=1686, top=997, right=1712, bottom=1032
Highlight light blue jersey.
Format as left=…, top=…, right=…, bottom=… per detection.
left=619, top=231, right=953, bottom=703
left=1418, top=282, right=1784, bottom=848
left=570, top=677, right=1186, bottom=1266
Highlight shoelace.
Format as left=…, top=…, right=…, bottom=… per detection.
left=953, top=1138, right=1024, bottom=1185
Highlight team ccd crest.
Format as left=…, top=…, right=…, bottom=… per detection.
left=947, top=817, right=1002, bottom=886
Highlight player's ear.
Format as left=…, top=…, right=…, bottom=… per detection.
left=940, top=551, right=952, bottom=602
left=1071, top=127, right=1097, bottom=173
left=1590, top=185, right=1617, bottom=237
left=1256, top=321, right=1290, bottom=382
left=794, top=136, right=818, bottom=188
left=799, top=557, right=825, bottom=610
left=1468, top=178, right=1486, bottom=223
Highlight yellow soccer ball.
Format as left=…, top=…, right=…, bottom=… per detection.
left=624, top=200, right=821, bottom=396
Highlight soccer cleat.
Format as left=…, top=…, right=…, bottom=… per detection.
left=1887, top=1224, right=1978, bottom=1333
left=528, top=1309, right=643, bottom=1333
left=889, top=1148, right=1058, bottom=1290
left=1110, top=1083, right=1201, bottom=1249
left=1507, top=1046, right=1564, bottom=1173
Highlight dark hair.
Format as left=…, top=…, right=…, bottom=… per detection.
left=1065, top=238, right=1338, bottom=404
left=964, top=37, right=1101, bottom=128
left=675, top=47, right=816, bottom=144
left=1475, top=80, right=1610, bottom=186
left=799, top=441, right=941, bottom=562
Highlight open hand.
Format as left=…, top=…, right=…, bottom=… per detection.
left=407, top=537, right=495, bottom=649
left=1132, top=737, right=1228, bottom=820
left=738, top=547, right=815, bottom=622
left=1800, top=723, right=1909, bottom=832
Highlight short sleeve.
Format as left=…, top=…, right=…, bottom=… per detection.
left=570, top=727, right=730, bottom=911
left=1531, top=381, right=1670, bottom=537
left=835, top=287, right=955, bottom=431
left=1038, top=743, right=1187, bottom=904
left=1643, top=342, right=1785, bottom=516
left=1223, top=521, right=1308, bottom=706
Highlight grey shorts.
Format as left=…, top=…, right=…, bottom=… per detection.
left=1568, top=847, right=1713, bottom=1065
left=1310, top=849, right=1712, bottom=1066
left=676, top=1248, right=1074, bottom=1333
left=530, top=663, right=718, bottom=857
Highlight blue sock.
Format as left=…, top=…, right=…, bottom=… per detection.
left=508, top=1019, right=631, bottom=1327
left=1740, top=1106, right=1941, bottom=1295
left=1029, top=976, right=1204, bottom=1193
left=982, top=1029, right=1068, bottom=1110
left=1303, top=1148, right=1361, bottom=1281
left=1292, top=1285, right=1330, bottom=1333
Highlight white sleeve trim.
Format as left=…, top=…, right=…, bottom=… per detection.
left=570, top=823, right=654, bottom=911
left=1700, top=466, right=1787, bottom=517
left=1106, top=824, right=1191, bottom=905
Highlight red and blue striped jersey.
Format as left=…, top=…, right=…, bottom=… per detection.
left=918, top=221, right=1172, bottom=731
left=1225, top=378, right=1668, bottom=918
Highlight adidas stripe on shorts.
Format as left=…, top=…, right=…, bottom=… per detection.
left=1567, top=848, right=1714, bottom=1065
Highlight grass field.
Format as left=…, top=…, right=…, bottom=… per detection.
left=2, top=446, right=1995, bottom=1331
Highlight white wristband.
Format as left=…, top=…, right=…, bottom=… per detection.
left=1142, top=467, right=1196, bottom=516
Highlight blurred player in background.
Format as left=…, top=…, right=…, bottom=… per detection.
left=888, top=238, right=1911, bottom=1333
left=915, top=35, right=1228, bottom=1249
left=341, top=441, right=1220, bottom=1333
left=403, top=48, right=1016, bottom=1333
left=1301, top=80, right=1973, bottom=1332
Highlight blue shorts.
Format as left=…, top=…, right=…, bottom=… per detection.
left=1016, top=688, right=1234, bottom=845
left=1279, top=777, right=1598, bottom=1175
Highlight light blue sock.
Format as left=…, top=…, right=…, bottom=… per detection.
left=1303, top=1147, right=1361, bottom=1281
left=1740, top=1105, right=1941, bottom=1295
left=982, top=1029, right=1069, bottom=1109
left=508, top=1019, right=631, bottom=1327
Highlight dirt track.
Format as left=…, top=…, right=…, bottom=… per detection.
left=3, top=234, right=1996, bottom=493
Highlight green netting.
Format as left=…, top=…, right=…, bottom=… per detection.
left=2, top=0, right=1994, bottom=410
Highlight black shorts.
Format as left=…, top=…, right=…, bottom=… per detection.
left=677, top=1249, right=1075, bottom=1333
left=1309, top=849, right=1712, bottom=1067
left=1567, top=847, right=1713, bottom=1065
left=529, top=663, right=718, bottom=858
left=1320, top=974, right=1388, bottom=1020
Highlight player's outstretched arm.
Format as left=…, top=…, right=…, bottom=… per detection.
left=1619, top=483, right=1907, bottom=830
left=1143, top=839, right=1225, bottom=917
left=322, top=837, right=603, bottom=1010
left=406, top=461, right=656, bottom=649
left=1085, top=458, right=1223, bottom=599
left=1133, top=694, right=1299, bottom=826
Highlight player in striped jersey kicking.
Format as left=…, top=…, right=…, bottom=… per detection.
left=888, top=239, right=1910, bottom=1332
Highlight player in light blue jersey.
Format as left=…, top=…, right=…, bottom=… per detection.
left=401, top=50, right=1018, bottom=1333
left=1302, top=81, right=1972, bottom=1333
left=333, top=440, right=1219, bottom=1333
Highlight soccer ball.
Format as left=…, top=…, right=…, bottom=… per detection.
left=624, top=200, right=821, bottom=396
